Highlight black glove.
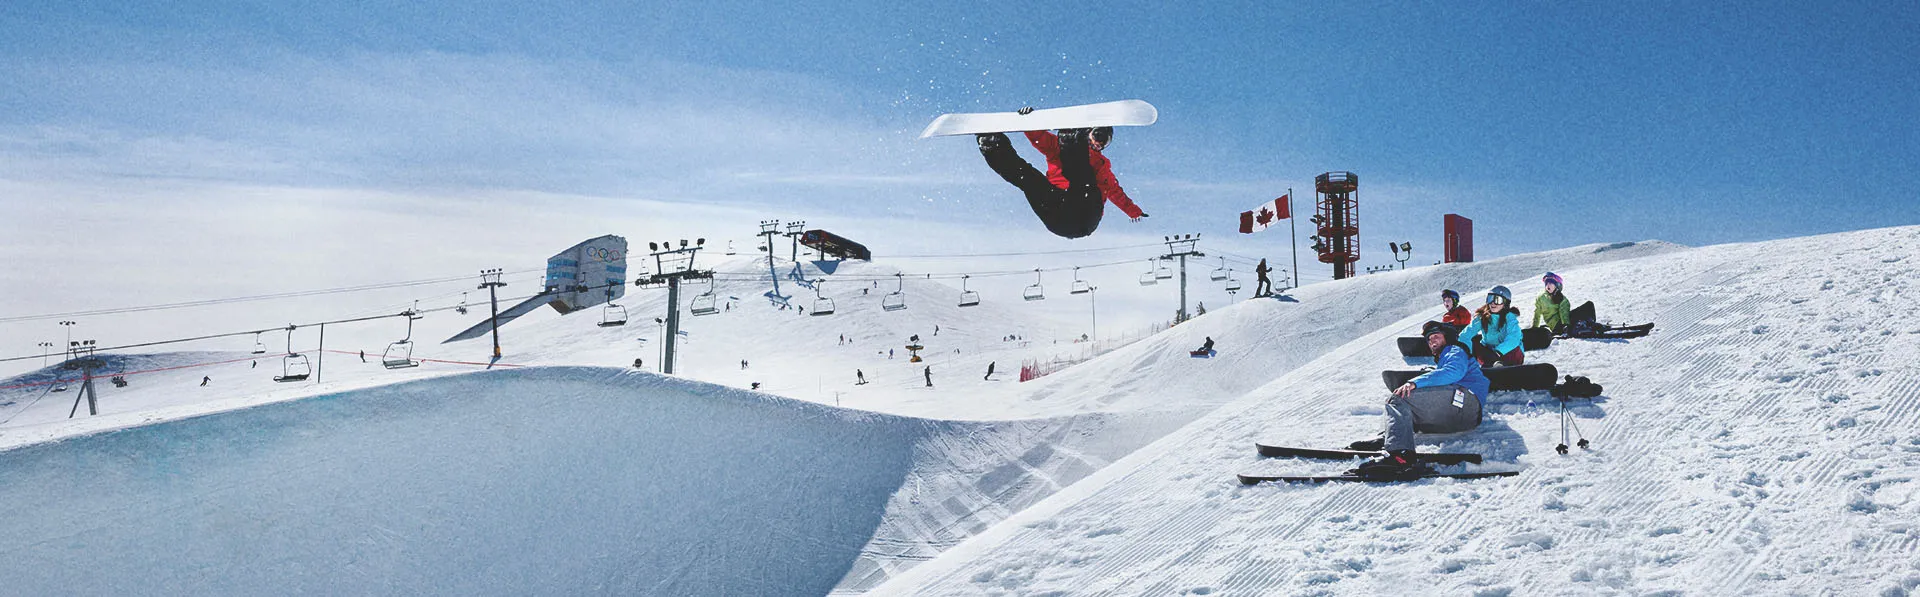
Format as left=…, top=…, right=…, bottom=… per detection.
left=1017, top=106, right=1034, bottom=115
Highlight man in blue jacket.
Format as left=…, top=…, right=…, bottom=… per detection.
left=1357, top=320, right=1490, bottom=478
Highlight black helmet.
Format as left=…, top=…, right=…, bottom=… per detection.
left=1440, top=289, right=1459, bottom=303
left=1091, top=126, right=1113, bottom=145
left=1421, top=321, right=1459, bottom=343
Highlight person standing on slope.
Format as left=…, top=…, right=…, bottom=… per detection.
left=976, top=107, right=1147, bottom=239
left=923, top=365, right=933, bottom=388
left=1440, top=289, right=1472, bottom=328
left=1468, top=286, right=1526, bottom=367
left=1254, top=259, right=1274, bottom=297
left=1354, top=321, right=1490, bottom=478
left=1532, top=273, right=1572, bottom=335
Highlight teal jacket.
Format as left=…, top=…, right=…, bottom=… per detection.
left=1471, top=309, right=1525, bottom=355
left=1533, top=292, right=1571, bottom=332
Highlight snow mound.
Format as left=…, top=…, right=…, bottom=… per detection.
left=879, top=225, right=1920, bottom=595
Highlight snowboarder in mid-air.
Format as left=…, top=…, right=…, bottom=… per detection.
left=976, top=107, right=1146, bottom=239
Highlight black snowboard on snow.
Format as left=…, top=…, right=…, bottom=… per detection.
left=1382, top=362, right=1559, bottom=392
left=1400, top=326, right=1554, bottom=358
left=1238, top=470, right=1518, bottom=484
left=1563, top=301, right=1653, bottom=340
left=1255, top=444, right=1481, bottom=465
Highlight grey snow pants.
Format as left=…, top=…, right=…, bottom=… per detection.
left=1383, top=384, right=1484, bottom=453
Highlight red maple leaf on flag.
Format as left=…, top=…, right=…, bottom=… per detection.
left=1255, top=207, right=1274, bottom=227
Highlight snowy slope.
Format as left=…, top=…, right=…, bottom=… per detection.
left=0, top=240, right=1694, bottom=595
left=0, top=367, right=1154, bottom=595
left=878, top=225, right=1920, bottom=596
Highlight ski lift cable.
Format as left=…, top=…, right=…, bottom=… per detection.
left=882, top=242, right=1164, bottom=259
left=0, top=268, right=544, bottom=325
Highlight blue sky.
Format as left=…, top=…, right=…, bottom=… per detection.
left=5, top=2, right=1918, bottom=273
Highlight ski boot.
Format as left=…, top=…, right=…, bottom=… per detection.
left=976, top=132, right=1011, bottom=151
left=1351, top=451, right=1434, bottom=481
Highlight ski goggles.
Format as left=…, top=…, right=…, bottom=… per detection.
left=1486, top=294, right=1509, bottom=306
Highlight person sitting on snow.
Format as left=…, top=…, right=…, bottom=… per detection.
left=1532, top=272, right=1573, bottom=334
left=1351, top=321, right=1490, bottom=478
left=1197, top=336, right=1215, bottom=354
left=1468, top=286, right=1526, bottom=367
left=1439, top=289, right=1472, bottom=328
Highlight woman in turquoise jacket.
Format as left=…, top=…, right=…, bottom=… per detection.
left=1469, top=285, right=1525, bottom=367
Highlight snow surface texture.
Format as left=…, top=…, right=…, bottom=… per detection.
left=0, top=239, right=1690, bottom=595
left=879, top=225, right=1920, bottom=596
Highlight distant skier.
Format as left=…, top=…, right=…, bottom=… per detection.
left=1196, top=302, right=1207, bottom=316
left=975, top=107, right=1147, bottom=239
left=200, top=376, right=211, bottom=387
left=1439, top=290, right=1472, bottom=328
left=856, top=369, right=867, bottom=385
left=740, top=359, right=749, bottom=370
left=924, top=365, right=933, bottom=388
left=1254, top=259, right=1273, bottom=297
left=1468, top=286, right=1526, bottom=367
left=1532, top=273, right=1572, bottom=335
left=934, top=325, right=940, bottom=336
left=251, top=360, right=257, bottom=369
left=633, top=358, right=643, bottom=369
left=751, top=382, right=761, bottom=391
left=984, top=361, right=996, bottom=381
left=358, top=350, right=366, bottom=363
left=1351, top=321, right=1490, bottom=479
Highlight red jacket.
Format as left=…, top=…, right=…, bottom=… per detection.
left=1442, top=306, right=1473, bottom=328
left=1025, top=131, right=1145, bottom=218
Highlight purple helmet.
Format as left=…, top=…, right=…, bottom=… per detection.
left=1543, top=272, right=1564, bottom=290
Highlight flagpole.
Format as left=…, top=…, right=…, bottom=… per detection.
left=1288, top=188, right=1298, bottom=290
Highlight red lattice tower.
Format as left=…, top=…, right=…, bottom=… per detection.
left=1315, top=171, right=1360, bottom=280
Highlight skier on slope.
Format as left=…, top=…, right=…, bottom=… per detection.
left=1349, top=321, right=1491, bottom=478
left=984, top=361, right=995, bottom=381
left=1254, top=259, right=1273, bottom=297
left=1467, top=286, right=1526, bottom=367
left=923, top=366, right=933, bottom=388
left=1532, top=273, right=1572, bottom=334
left=1439, top=289, right=1472, bottom=328
left=976, top=107, right=1147, bottom=239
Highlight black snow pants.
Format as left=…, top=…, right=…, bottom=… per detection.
left=979, top=131, right=1105, bottom=239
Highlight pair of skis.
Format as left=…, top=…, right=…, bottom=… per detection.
left=1237, top=444, right=1520, bottom=484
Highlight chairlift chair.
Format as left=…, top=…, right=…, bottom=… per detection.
left=599, top=289, right=629, bottom=327
left=1070, top=266, right=1091, bottom=295
left=251, top=332, right=267, bottom=355
left=382, top=305, right=423, bottom=369
left=1139, top=259, right=1159, bottom=286
left=1210, top=257, right=1229, bottom=282
left=958, top=275, right=981, bottom=307
left=275, top=326, right=310, bottom=382
left=1225, top=269, right=1243, bottom=293
left=811, top=279, right=836, bottom=315
left=1155, top=259, right=1174, bottom=280
left=456, top=292, right=470, bottom=315
left=882, top=273, right=908, bottom=312
left=1023, top=269, right=1046, bottom=301
left=689, top=277, right=720, bottom=316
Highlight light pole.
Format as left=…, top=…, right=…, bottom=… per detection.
left=37, top=341, right=54, bottom=367
left=1389, top=242, right=1412, bottom=270
left=1088, top=285, right=1098, bottom=343
left=58, top=321, right=76, bottom=354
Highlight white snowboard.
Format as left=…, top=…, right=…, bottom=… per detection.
left=918, top=100, right=1158, bottom=139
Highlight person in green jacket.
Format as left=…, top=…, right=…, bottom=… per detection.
left=1533, top=272, right=1572, bottom=334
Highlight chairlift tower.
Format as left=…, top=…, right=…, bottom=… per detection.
left=1311, top=172, right=1360, bottom=280
left=478, top=269, right=507, bottom=360
left=62, top=340, right=105, bottom=418
left=1158, top=234, right=1205, bottom=323
left=640, top=238, right=712, bottom=375
left=784, top=220, right=807, bottom=268
left=758, top=220, right=786, bottom=303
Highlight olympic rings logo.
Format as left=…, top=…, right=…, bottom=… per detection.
left=588, top=246, right=626, bottom=263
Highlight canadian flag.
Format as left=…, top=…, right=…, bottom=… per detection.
left=1238, top=195, right=1290, bottom=234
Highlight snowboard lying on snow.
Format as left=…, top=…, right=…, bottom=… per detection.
left=1397, top=327, right=1556, bottom=357
left=1382, top=362, right=1559, bottom=392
